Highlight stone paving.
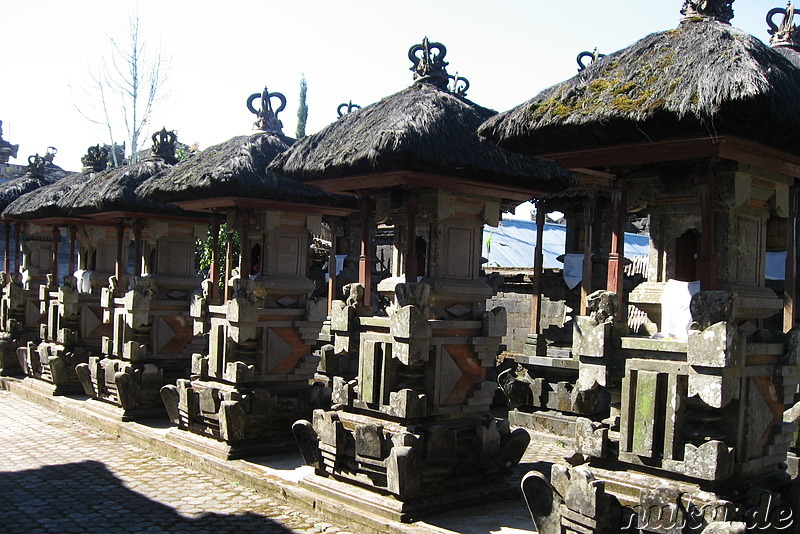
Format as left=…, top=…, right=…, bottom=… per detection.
left=0, top=390, right=351, bottom=534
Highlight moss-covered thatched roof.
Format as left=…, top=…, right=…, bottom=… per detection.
left=269, top=82, right=576, bottom=193
left=3, top=172, right=93, bottom=220
left=136, top=132, right=352, bottom=208
left=479, top=17, right=800, bottom=156
left=0, top=164, right=71, bottom=213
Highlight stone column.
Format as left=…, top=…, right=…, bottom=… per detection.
left=68, top=226, right=77, bottom=275
left=132, top=220, right=143, bottom=277
left=114, top=220, right=125, bottom=296
left=13, top=223, right=20, bottom=273
left=51, top=226, right=60, bottom=282
left=525, top=201, right=548, bottom=356
left=327, top=218, right=338, bottom=314
left=224, top=225, right=233, bottom=301
left=3, top=221, right=10, bottom=277
left=239, top=211, right=250, bottom=277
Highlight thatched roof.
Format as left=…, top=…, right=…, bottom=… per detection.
left=479, top=16, right=800, bottom=156
left=136, top=132, right=352, bottom=207
left=269, top=82, right=576, bottom=193
left=3, top=172, right=94, bottom=220
left=58, top=157, right=179, bottom=217
left=0, top=165, right=70, bottom=213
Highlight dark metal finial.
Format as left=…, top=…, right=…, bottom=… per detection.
left=409, top=37, right=450, bottom=89
left=337, top=101, right=361, bottom=118
left=0, top=120, right=19, bottom=164
left=680, top=0, right=734, bottom=23
left=448, top=72, right=470, bottom=96
left=27, top=154, right=47, bottom=177
left=81, top=145, right=109, bottom=173
left=247, top=86, right=287, bottom=133
left=151, top=128, right=178, bottom=164
left=577, top=48, right=606, bottom=72
left=768, top=3, right=800, bottom=50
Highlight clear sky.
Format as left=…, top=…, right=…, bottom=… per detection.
left=0, top=1, right=785, bottom=171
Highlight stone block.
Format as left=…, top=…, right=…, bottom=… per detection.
left=573, top=317, right=610, bottom=359
left=688, top=371, right=737, bottom=409
left=390, top=305, right=432, bottom=340
left=330, top=300, right=352, bottom=332
left=482, top=307, right=506, bottom=337
left=355, top=423, right=385, bottom=459
left=388, top=388, right=426, bottom=419
left=191, top=353, right=208, bottom=377
left=575, top=417, right=607, bottom=458
left=224, top=361, right=255, bottom=383
left=687, top=321, right=744, bottom=368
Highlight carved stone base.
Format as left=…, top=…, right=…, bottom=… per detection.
left=509, top=409, right=577, bottom=439
left=294, top=409, right=530, bottom=502
left=0, top=336, right=22, bottom=376
left=163, top=426, right=294, bottom=460
left=75, top=356, right=166, bottom=420
left=80, top=397, right=166, bottom=422
left=298, top=468, right=516, bottom=523
left=17, top=341, right=87, bottom=395
left=160, top=378, right=330, bottom=460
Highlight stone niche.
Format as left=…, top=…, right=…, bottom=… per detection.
left=161, top=210, right=329, bottom=458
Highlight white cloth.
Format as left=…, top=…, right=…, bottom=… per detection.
left=660, top=279, right=701, bottom=340
left=562, top=253, right=585, bottom=290
left=74, top=269, right=93, bottom=294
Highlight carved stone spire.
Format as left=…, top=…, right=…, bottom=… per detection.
left=768, top=3, right=800, bottom=50
left=246, top=86, right=286, bottom=134
left=0, top=120, right=19, bottom=165
left=681, top=0, right=734, bottom=23
left=26, top=154, right=47, bottom=177
left=151, top=128, right=178, bottom=164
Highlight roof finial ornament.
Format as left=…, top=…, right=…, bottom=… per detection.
left=81, top=144, right=109, bottom=173
left=27, top=154, right=47, bottom=177
left=680, top=0, right=734, bottom=24
left=337, top=101, right=361, bottom=118
left=151, top=127, right=178, bottom=164
left=577, top=48, right=606, bottom=72
left=409, top=37, right=450, bottom=89
left=448, top=72, right=470, bottom=96
left=0, top=120, right=19, bottom=165
left=768, top=3, right=800, bottom=49
left=247, top=86, right=287, bottom=134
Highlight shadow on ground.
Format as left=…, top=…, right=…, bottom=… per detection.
left=0, top=460, right=292, bottom=533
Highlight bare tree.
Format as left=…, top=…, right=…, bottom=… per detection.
left=72, top=13, right=169, bottom=165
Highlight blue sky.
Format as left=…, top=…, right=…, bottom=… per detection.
left=0, top=1, right=785, bottom=170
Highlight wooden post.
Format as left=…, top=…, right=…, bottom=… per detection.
left=132, top=220, right=143, bottom=277
left=224, top=225, right=233, bottom=302
left=327, top=219, right=338, bottom=315
left=3, top=221, right=10, bottom=277
left=606, top=177, right=626, bottom=321
left=785, top=185, right=799, bottom=332
left=404, top=191, right=418, bottom=283
left=530, top=201, right=547, bottom=335
left=210, top=214, right=220, bottom=300
left=358, top=199, right=372, bottom=304
left=580, top=199, right=596, bottom=316
left=697, top=172, right=718, bottom=291
left=14, top=223, right=20, bottom=273
left=51, top=226, right=60, bottom=282
left=114, top=220, right=125, bottom=296
left=239, top=211, right=250, bottom=278
left=68, top=225, right=77, bottom=275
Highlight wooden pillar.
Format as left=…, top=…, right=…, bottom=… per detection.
left=132, top=220, right=143, bottom=277
left=785, top=185, right=799, bottom=332
left=404, top=191, right=418, bottom=283
left=530, top=201, right=547, bottom=334
left=3, top=221, right=10, bottom=277
left=327, top=219, right=338, bottom=314
left=224, top=225, right=233, bottom=302
left=51, top=226, right=60, bottom=282
left=697, top=172, right=718, bottom=291
left=210, top=214, right=221, bottom=300
left=580, top=199, right=596, bottom=316
left=114, top=220, right=125, bottom=296
left=68, top=225, right=77, bottom=275
left=358, top=199, right=372, bottom=304
left=14, top=223, right=20, bottom=273
left=239, top=211, right=250, bottom=278
left=606, top=177, right=626, bottom=321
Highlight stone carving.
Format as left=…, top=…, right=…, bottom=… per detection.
left=586, top=290, right=617, bottom=325
left=680, top=0, right=734, bottom=23
left=246, top=86, right=286, bottom=133
left=151, top=128, right=178, bottom=164
left=81, top=145, right=109, bottom=172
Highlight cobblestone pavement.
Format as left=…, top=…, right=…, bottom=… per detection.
left=0, top=390, right=351, bottom=534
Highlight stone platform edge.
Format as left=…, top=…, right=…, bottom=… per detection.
left=0, top=376, right=457, bottom=534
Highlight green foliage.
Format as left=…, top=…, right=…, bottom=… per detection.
left=296, top=74, right=308, bottom=139
left=196, top=223, right=240, bottom=287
